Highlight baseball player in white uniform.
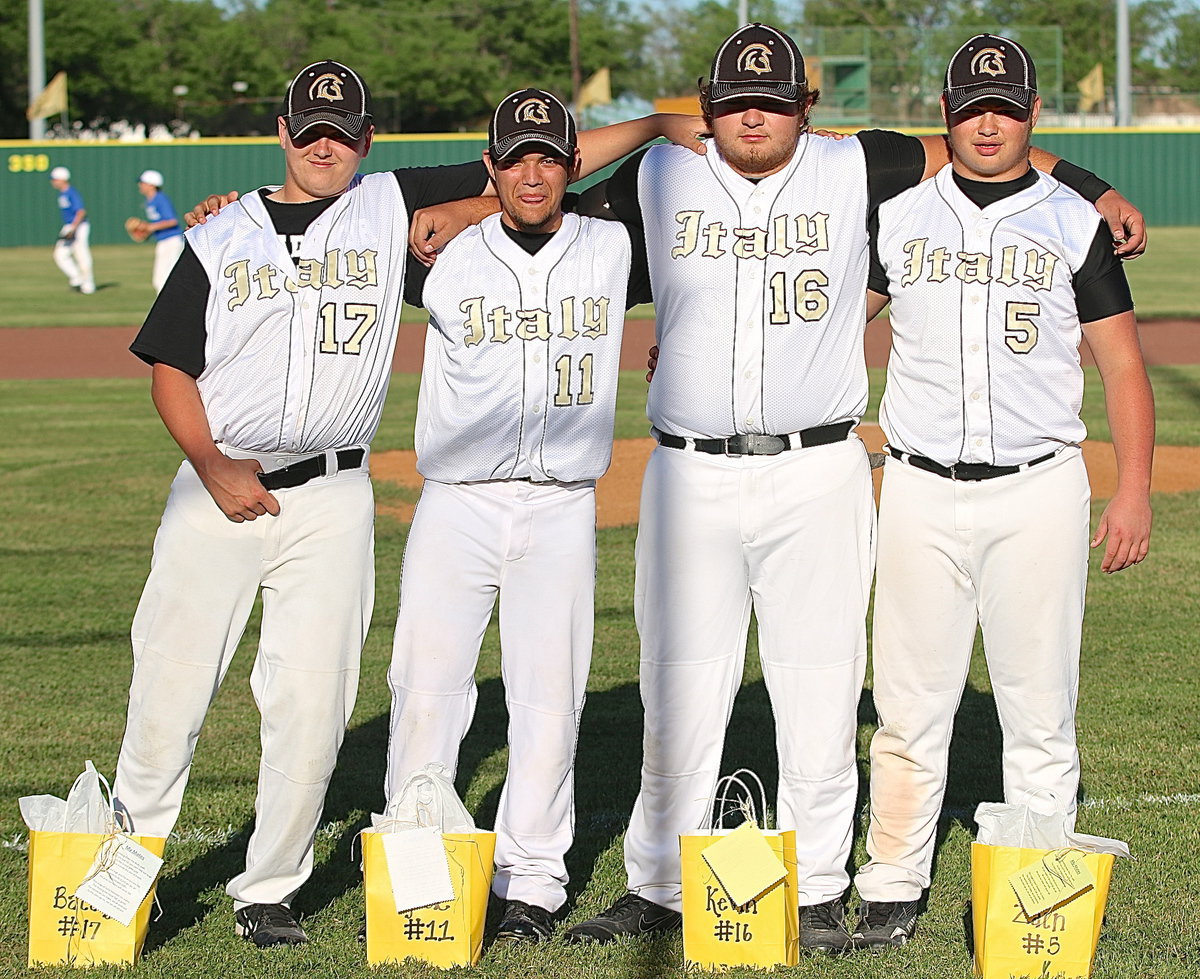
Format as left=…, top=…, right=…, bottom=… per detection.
left=49, top=166, right=95, bottom=294
left=137, top=169, right=186, bottom=292
left=850, top=35, right=1154, bottom=949
left=385, top=89, right=653, bottom=944
left=561, top=24, right=1147, bottom=954
left=113, top=61, right=495, bottom=949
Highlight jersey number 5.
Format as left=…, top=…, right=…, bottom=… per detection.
left=1004, top=301, right=1040, bottom=354
left=318, top=302, right=379, bottom=355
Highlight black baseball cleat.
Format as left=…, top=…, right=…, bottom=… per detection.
left=565, top=892, right=681, bottom=944
left=851, top=899, right=921, bottom=949
left=496, top=900, right=557, bottom=943
left=234, top=903, right=308, bottom=947
left=800, top=897, right=853, bottom=955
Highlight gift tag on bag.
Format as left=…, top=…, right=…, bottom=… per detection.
left=73, top=835, right=163, bottom=927
left=702, top=821, right=788, bottom=908
left=382, top=827, right=455, bottom=912
left=1009, top=847, right=1096, bottom=920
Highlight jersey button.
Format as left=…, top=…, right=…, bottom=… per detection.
left=970, top=343, right=981, bottom=352
left=533, top=354, right=541, bottom=364
left=971, top=392, right=981, bottom=401
left=533, top=405, right=542, bottom=413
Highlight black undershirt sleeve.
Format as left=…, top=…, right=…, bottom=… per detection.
left=129, top=242, right=210, bottom=377
left=1074, top=220, right=1134, bottom=322
left=858, top=130, right=929, bottom=212
left=395, top=162, right=491, bottom=306
left=574, top=150, right=651, bottom=306
left=866, top=209, right=889, bottom=295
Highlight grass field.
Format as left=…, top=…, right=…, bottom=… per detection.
left=1, top=368, right=1198, bottom=978
left=1, top=227, right=1198, bottom=328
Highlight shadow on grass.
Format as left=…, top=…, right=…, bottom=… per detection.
left=145, top=658, right=1009, bottom=957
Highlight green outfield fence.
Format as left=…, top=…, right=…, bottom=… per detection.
left=3, top=129, right=1199, bottom=248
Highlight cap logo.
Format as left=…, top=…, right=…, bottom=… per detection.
left=970, top=48, right=1007, bottom=78
left=308, top=73, right=345, bottom=104
left=738, top=43, right=774, bottom=75
left=516, top=97, right=551, bottom=125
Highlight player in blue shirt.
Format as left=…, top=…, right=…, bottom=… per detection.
left=49, top=166, right=95, bottom=294
left=137, top=169, right=186, bottom=292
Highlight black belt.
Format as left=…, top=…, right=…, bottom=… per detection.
left=654, top=421, right=854, bottom=456
left=257, top=448, right=366, bottom=490
left=887, top=446, right=1057, bottom=481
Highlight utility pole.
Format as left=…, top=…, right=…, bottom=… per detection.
left=569, top=0, right=581, bottom=106
left=1116, top=0, right=1132, bottom=126
left=29, top=0, right=46, bottom=139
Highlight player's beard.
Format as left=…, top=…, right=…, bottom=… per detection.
left=716, top=124, right=804, bottom=178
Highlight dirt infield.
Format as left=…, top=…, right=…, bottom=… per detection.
left=5, top=319, right=1196, bottom=523
left=1, top=317, right=1197, bottom=379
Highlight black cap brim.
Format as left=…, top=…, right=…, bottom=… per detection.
left=285, top=108, right=370, bottom=141
left=489, top=131, right=575, bottom=160
left=945, top=84, right=1034, bottom=112
left=708, top=81, right=802, bottom=104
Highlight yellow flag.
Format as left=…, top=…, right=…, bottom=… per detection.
left=1077, top=63, right=1104, bottom=113
left=27, top=71, right=68, bottom=121
left=578, top=67, right=612, bottom=110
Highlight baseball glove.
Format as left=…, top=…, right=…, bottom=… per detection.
left=124, top=217, right=151, bottom=242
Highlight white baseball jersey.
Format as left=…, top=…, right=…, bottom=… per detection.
left=875, top=166, right=1101, bottom=467
left=415, top=211, right=632, bottom=483
left=638, top=138, right=871, bottom=439
left=186, top=171, right=410, bottom=454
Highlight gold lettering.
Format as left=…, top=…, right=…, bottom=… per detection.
left=251, top=264, right=279, bottom=300
left=295, top=258, right=324, bottom=290
left=901, top=238, right=927, bottom=287
left=927, top=247, right=952, bottom=282
left=769, top=214, right=793, bottom=258
left=345, top=249, right=378, bottom=288
left=671, top=211, right=702, bottom=258
left=582, top=298, right=610, bottom=338
left=995, top=245, right=1019, bottom=286
left=559, top=297, right=579, bottom=341
left=793, top=213, right=829, bottom=254
left=224, top=260, right=250, bottom=310
left=515, top=308, right=551, bottom=341
left=955, top=252, right=991, bottom=284
left=1022, top=249, right=1058, bottom=291
left=488, top=305, right=513, bottom=344
left=796, top=270, right=830, bottom=321
left=701, top=222, right=728, bottom=258
left=324, top=250, right=344, bottom=288
left=460, top=297, right=485, bottom=347
left=732, top=226, right=768, bottom=260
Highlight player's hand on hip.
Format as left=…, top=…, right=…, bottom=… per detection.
left=185, top=190, right=240, bottom=229
left=197, top=455, right=280, bottom=522
left=1095, top=188, right=1147, bottom=259
left=1091, top=489, right=1152, bottom=573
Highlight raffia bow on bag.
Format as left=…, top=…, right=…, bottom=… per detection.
left=360, top=763, right=496, bottom=968
left=971, top=793, right=1130, bottom=979
left=21, top=761, right=166, bottom=968
left=680, top=769, right=800, bottom=970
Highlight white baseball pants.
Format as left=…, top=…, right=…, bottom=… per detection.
left=386, top=478, right=596, bottom=913
left=855, top=449, right=1089, bottom=902
left=53, top=222, right=94, bottom=293
left=624, top=438, right=876, bottom=911
left=114, top=451, right=374, bottom=907
left=152, top=235, right=185, bottom=293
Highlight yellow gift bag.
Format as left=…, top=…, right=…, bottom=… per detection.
left=362, top=830, right=496, bottom=969
left=971, top=843, right=1114, bottom=979
left=27, top=831, right=167, bottom=968
left=681, top=770, right=799, bottom=970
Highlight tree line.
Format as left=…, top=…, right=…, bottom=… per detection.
left=3, top=0, right=1198, bottom=138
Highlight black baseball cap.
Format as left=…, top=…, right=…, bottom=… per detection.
left=282, top=61, right=372, bottom=141
left=708, top=23, right=805, bottom=105
left=943, top=34, right=1038, bottom=112
left=488, top=89, right=577, bottom=160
